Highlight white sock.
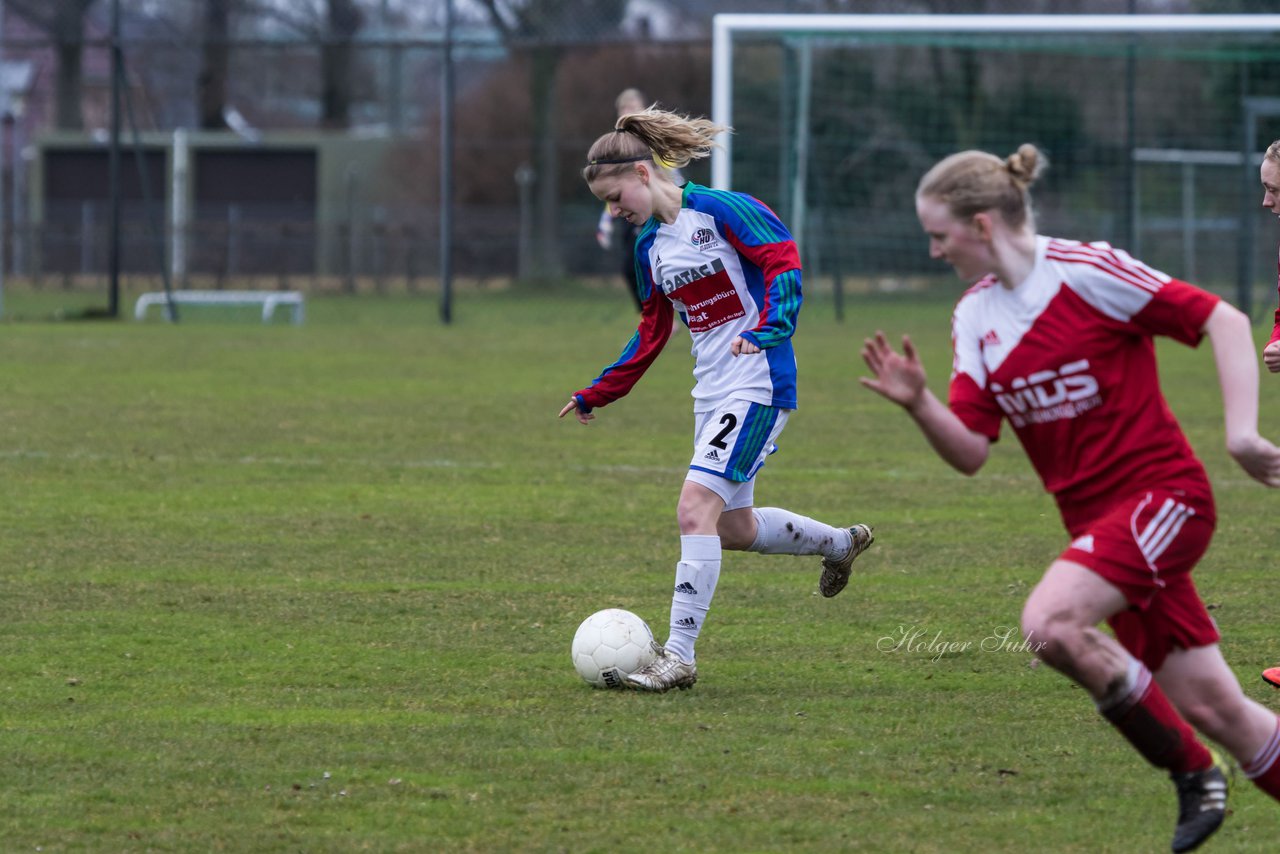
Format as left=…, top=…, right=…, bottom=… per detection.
left=664, top=534, right=720, bottom=664
left=1243, top=716, right=1280, bottom=779
left=748, top=507, right=851, bottom=559
left=1095, top=656, right=1145, bottom=713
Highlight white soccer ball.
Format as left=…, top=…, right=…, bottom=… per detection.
left=570, top=608, right=659, bottom=689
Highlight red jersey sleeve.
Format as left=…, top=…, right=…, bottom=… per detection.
left=947, top=290, right=1004, bottom=441
left=1129, top=277, right=1219, bottom=346
left=1044, top=240, right=1218, bottom=345
left=949, top=372, right=1003, bottom=441
left=574, top=288, right=674, bottom=411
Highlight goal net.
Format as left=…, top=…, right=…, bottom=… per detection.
left=711, top=14, right=1280, bottom=314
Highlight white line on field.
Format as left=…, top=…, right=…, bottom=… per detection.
left=0, top=448, right=1260, bottom=489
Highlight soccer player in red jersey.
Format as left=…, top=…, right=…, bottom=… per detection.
left=559, top=108, right=873, bottom=692
left=1260, top=140, right=1280, bottom=693
left=861, top=143, right=1280, bottom=853
left=1262, top=139, right=1280, bottom=374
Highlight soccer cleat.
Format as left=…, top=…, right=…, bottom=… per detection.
left=1264, top=666, right=1280, bottom=688
left=1169, top=751, right=1231, bottom=853
left=626, top=648, right=697, bottom=692
left=818, top=524, right=875, bottom=598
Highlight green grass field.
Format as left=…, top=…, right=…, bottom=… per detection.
left=1, top=285, right=1277, bottom=852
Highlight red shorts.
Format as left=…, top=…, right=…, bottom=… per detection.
left=1059, top=488, right=1219, bottom=672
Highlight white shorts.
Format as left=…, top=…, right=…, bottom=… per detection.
left=685, top=399, right=789, bottom=511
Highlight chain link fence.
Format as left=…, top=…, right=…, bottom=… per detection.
left=4, top=0, right=1277, bottom=312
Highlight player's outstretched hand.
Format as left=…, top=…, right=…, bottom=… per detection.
left=1264, top=340, right=1280, bottom=373
left=558, top=398, right=594, bottom=425
left=1227, top=433, right=1280, bottom=487
left=859, top=332, right=928, bottom=409
left=730, top=336, right=761, bottom=357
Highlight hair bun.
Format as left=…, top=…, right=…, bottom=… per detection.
left=1006, top=144, right=1046, bottom=187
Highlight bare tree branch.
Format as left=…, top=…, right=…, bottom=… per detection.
left=7, top=0, right=58, bottom=33
left=472, top=0, right=516, bottom=42
left=237, top=0, right=323, bottom=38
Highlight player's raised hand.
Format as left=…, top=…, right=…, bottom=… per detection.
left=558, top=398, right=595, bottom=425
left=1227, top=433, right=1280, bottom=487
left=860, top=332, right=928, bottom=409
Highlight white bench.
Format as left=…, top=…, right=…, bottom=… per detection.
left=134, top=290, right=305, bottom=325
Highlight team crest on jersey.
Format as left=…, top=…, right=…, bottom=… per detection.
left=691, top=228, right=721, bottom=251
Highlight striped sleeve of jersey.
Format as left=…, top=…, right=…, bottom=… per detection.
left=574, top=223, right=674, bottom=411
left=686, top=186, right=802, bottom=349
left=1045, top=239, right=1218, bottom=344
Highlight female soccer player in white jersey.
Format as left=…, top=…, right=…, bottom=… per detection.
left=558, top=108, right=874, bottom=692
left=860, top=144, right=1280, bottom=853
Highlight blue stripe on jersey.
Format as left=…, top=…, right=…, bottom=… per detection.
left=765, top=345, right=796, bottom=410
left=724, top=403, right=779, bottom=482
left=588, top=331, right=642, bottom=388
left=633, top=219, right=660, bottom=301
left=750, top=268, right=801, bottom=348
left=740, top=263, right=799, bottom=410
left=684, top=185, right=790, bottom=246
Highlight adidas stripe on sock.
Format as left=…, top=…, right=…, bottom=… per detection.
left=664, top=535, right=720, bottom=663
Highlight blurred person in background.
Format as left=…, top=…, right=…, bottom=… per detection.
left=1259, top=139, right=1280, bottom=692
left=560, top=107, right=874, bottom=692
left=861, top=143, right=1280, bottom=853
left=595, top=89, right=683, bottom=313
left=1261, top=139, right=1280, bottom=375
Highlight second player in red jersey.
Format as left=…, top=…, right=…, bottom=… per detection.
left=1256, top=139, right=1280, bottom=692
left=1262, top=139, right=1280, bottom=373
left=861, top=143, right=1280, bottom=853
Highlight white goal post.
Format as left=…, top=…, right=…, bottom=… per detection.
left=711, top=13, right=1280, bottom=190
left=709, top=13, right=1280, bottom=313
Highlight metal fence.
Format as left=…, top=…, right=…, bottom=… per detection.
left=23, top=200, right=614, bottom=292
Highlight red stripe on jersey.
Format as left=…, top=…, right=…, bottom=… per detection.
left=1052, top=254, right=1162, bottom=295
left=1046, top=242, right=1164, bottom=294
left=723, top=225, right=802, bottom=283
left=722, top=224, right=801, bottom=339
left=576, top=296, right=675, bottom=409
left=1046, top=245, right=1163, bottom=293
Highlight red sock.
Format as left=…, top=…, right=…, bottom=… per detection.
left=1098, top=662, right=1212, bottom=774
left=1243, top=716, right=1280, bottom=802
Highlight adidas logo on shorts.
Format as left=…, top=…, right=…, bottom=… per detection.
left=703, top=449, right=720, bottom=461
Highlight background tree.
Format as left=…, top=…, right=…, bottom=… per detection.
left=242, top=0, right=366, bottom=129
left=197, top=0, right=234, bottom=130
left=9, top=0, right=98, bottom=131
left=321, top=0, right=363, bottom=129
left=474, top=0, right=627, bottom=280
